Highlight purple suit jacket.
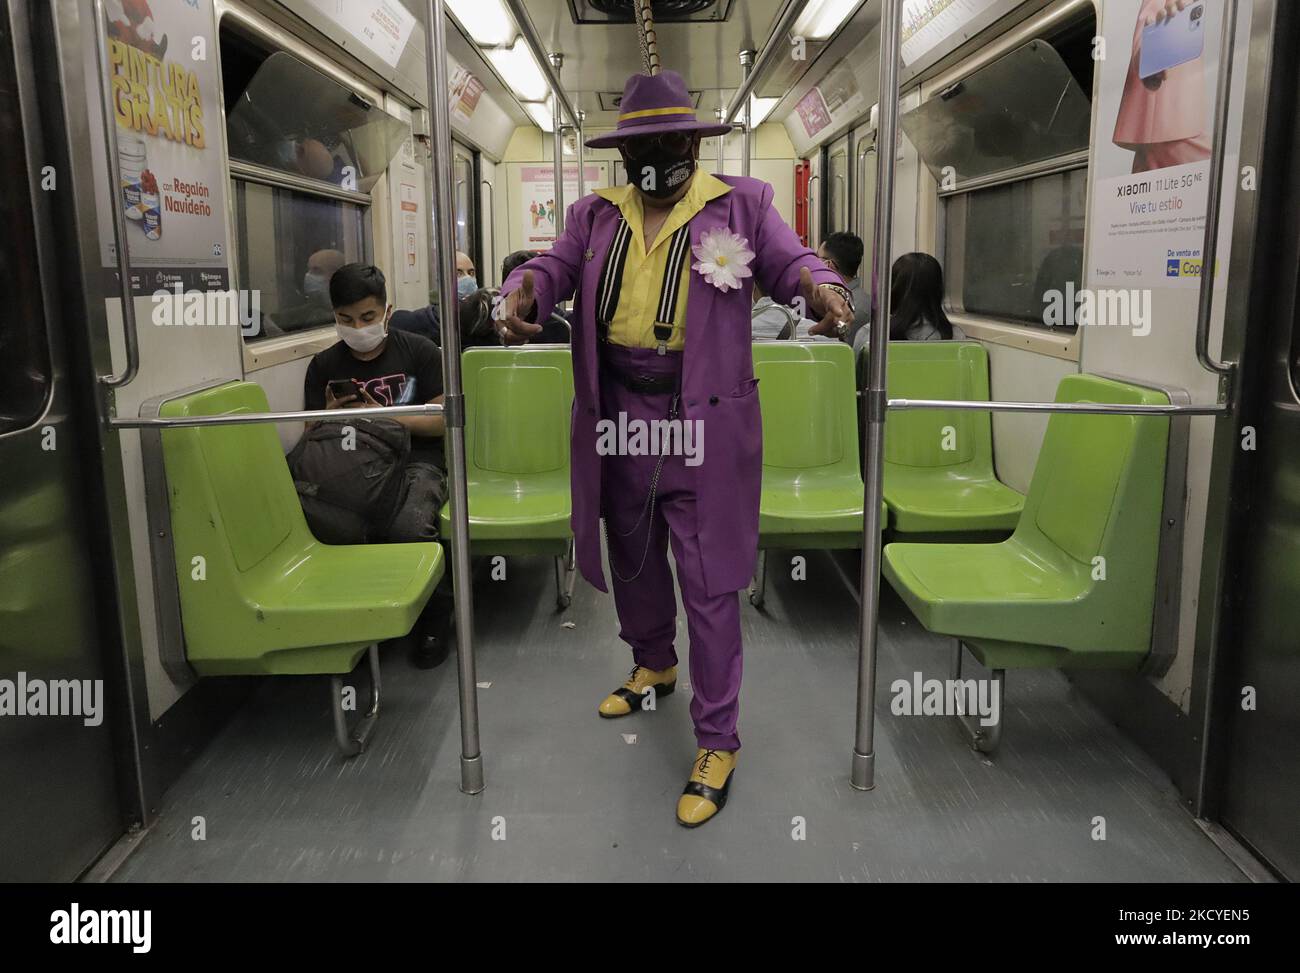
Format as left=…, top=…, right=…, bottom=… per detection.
left=501, top=175, right=840, bottom=597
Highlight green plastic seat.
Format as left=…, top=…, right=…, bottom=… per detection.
left=883, top=374, right=1170, bottom=671
left=160, top=381, right=443, bottom=676
left=439, top=348, right=574, bottom=556
left=884, top=342, right=1024, bottom=535
left=754, top=341, right=881, bottom=550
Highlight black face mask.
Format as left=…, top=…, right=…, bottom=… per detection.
left=625, top=147, right=695, bottom=200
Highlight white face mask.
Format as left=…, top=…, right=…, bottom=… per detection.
left=336, top=318, right=387, bottom=353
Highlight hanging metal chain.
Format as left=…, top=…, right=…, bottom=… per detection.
left=602, top=392, right=678, bottom=583
left=634, top=0, right=661, bottom=76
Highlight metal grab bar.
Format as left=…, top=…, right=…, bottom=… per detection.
left=481, top=178, right=496, bottom=285
left=107, top=403, right=444, bottom=430
left=739, top=49, right=754, bottom=178
left=806, top=172, right=820, bottom=241
left=724, top=1, right=812, bottom=124
left=550, top=53, right=566, bottom=236
left=1195, top=0, right=1240, bottom=381
left=426, top=0, right=484, bottom=796
left=575, top=109, right=587, bottom=198
left=91, top=0, right=140, bottom=389
left=851, top=0, right=902, bottom=794
left=857, top=143, right=874, bottom=236
left=887, top=399, right=1228, bottom=416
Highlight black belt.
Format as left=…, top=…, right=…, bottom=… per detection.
left=601, top=356, right=680, bottom=395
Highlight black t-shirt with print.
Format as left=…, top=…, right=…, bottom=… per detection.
left=303, top=328, right=445, bottom=469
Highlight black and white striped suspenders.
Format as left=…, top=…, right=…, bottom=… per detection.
left=595, top=217, right=692, bottom=355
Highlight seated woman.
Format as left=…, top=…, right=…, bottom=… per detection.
left=852, top=252, right=965, bottom=359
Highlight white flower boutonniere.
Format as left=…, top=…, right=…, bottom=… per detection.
left=691, top=228, right=755, bottom=292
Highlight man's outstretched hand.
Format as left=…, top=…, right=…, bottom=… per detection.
left=800, top=266, right=853, bottom=338
left=497, top=269, right=544, bottom=345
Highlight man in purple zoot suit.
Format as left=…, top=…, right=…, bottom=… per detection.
left=499, top=70, right=852, bottom=828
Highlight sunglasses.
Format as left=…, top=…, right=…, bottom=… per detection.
left=621, top=131, right=696, bottom=159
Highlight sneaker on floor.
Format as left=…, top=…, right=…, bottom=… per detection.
left=676, top=748, right=736, bottom=828
left=597, top=664, right=676, bottom=718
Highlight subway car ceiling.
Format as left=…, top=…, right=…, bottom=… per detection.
left=5, top=0, right=1297, bottom=892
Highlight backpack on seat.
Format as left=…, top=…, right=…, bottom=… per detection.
left=288, top=418, right=411, bottom=544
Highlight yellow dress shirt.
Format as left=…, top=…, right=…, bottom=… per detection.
left=592, top=170, right=733, bottom=351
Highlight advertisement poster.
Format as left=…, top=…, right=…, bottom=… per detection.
left=902, top=0, right=1002, bottom=66
left=400, top=182, right=419, bottom=284
left=303, top=0, right=416, bottom=69
left=795, top=87, right=832, bottom=140
left=450, top=66, right=486, bottom=123
left=1087, top=0, right=1250, bottom=288
left=521, top=165, right=600, bottom=248
left=87, top=0, right=230, bottom=293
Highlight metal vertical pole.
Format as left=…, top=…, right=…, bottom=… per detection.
left=715, top=107, right=726, bottom=172
left=851, top=0, right=902, bottom=792
left=739, top=49, right=754, bottom=178
left=425, top=0, right=483, bottom=795
left=549, top=53, right=566, bottom=236
left=576, top=109, right=587, bottom=198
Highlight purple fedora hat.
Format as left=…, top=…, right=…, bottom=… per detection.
left=586, top=70, right=731, bottom=148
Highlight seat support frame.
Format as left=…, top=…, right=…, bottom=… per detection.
left=330, top=645, right=381, bottom=757
left=748, top=549, right=769, bottom=608
left=951, top=639, right=1004, bottom=755
left=554, top=538, right=577, bottom=610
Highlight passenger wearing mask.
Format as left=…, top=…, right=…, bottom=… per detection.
left=852, top=252, right=965, bottom=360
left=817, top=232, right=872, bottom=345
left=389, top=251, right=480, bottom=345
left=497, top=69, right=851, bottom=829
left=271, top=248, right=345, bottom=333
left=300, top=263, right=454, bottom=668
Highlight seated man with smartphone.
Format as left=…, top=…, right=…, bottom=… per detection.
left=300, top=262, right=453, bottom=668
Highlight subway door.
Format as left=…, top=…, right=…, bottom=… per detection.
left=1215, top=57, right=1300, bottom=877
left=452, top=140, right=479, bottom=285
left=0, top=0, right=123, bottom=880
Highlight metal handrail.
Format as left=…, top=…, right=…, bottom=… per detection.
left=851, top=0, right=902, bottom=793
left=91, top=0, right=140, bottom=389
left=482, top=178, right=496, bottom=285
left=426, top=0, right=484, bottom=796
left=739, top=49, right=754, bottom=178
left=576, top=110, right=587, bottom=198
left=107, top=403, right=444, bottom=430
left=887, top=398, right=1229, bottom=416
left=1195, top=0, right=1240, bottom=380
left=806, top=172, right=820, bottom=241
left=550, top=53, right=566, bottom=236
left=724, top=0, right=812, bottom=124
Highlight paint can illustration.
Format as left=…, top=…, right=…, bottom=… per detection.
left=140, top=168, right=162, bottom=240
left=119, top=136, right=145, bottom=221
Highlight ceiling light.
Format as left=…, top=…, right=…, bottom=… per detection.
left=446, top=0, right=517, bottom=46
left=793, top=0, right=860, bottom=41
left=749, top=95, right=779, bottom=126
left=523, top=99, right=554, bottom=133
left=487, top=40, right=550, bottom=102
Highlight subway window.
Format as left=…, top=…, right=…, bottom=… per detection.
left=218, top=23, right=404, bottom=342
left=945, top=168, right=1087, bottom=326
left=904, top=16, right=1095, bottom=332
left=0, top=1, right=51, bottom=434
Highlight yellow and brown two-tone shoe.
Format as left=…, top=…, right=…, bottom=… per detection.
left=675, top=748, right=737, bottom=828
left=597, top=665, right=676, bottom=719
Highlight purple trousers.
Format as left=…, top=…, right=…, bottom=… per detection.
left=599, top=344, right=743, bottom=751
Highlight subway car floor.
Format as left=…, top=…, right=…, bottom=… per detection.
left=108, top=550, right=1245, bottom=883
